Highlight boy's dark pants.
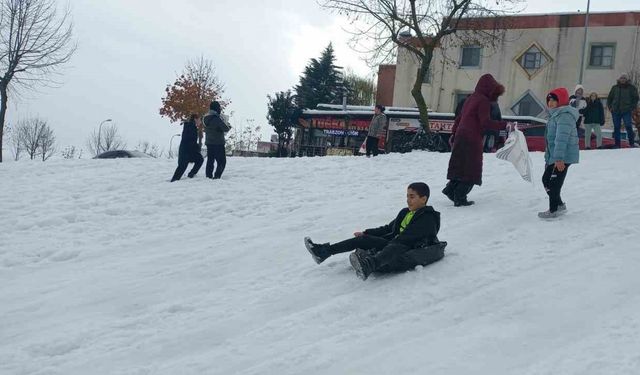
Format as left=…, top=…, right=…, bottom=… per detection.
left=329, top=235, right=442, bottom=272
left=206, top=144, right=227, bottom=178
left=542, top=163, right=570, bottom=212
left=171, top=147, right=204, bottom=181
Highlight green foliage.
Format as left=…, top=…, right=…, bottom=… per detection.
left=294, top=43, right=344, bottom=109
left=267, top=90, right=298, bottom=157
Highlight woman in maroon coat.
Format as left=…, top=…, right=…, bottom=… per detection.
left=443, top=74, right=507, bottom=206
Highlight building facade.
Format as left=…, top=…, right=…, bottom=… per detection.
left=381, top=11, right=640, bottom=125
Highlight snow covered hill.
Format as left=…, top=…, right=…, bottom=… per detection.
left=2, top=150, right=640, bottom=375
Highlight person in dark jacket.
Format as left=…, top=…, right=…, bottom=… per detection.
left=443, top=74, right=507, bottom=206
left=203, top=101, right=231, bottom=179
left=170, top=114, right=204, bottom=182
left=304, top=182, right=446, bottom=280
left=582, top=92, right=605, bottom=149
left=607, top=73, right=639, bottom=148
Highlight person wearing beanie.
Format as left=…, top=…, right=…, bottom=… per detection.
left=569, top=84, right=588, bottom=132
left=538, top=87, right=580, bottom=219
left=444, top=74, right=508, bottom=207
left=202, top=100, right=231, bottom=179
left=607, top=73, right=639, bottom=147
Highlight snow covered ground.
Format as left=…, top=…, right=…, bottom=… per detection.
left=2, top=149, right=640, bottom=375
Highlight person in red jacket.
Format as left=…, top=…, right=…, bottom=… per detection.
left=443, top=74, right=508, bottom=206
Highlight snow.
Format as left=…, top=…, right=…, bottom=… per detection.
left=2, top=150, right=640, bottom=375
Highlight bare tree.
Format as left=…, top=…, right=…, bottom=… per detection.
left=86, top=123, right=126, bottom=156
left=0, top=0, right=76, bottom=162
left=136, top=140, right=163, bottom=158
left=226, top=119, right=262, bottom=154
left=14, top=117, right=47, bottom=160
left=5, top=123, right=21, bottom=160
left=38, top=123, right=56, bottom=161
left=318, top=0, right=520, bottom=135
left=61, top=145, right=82, bottom=159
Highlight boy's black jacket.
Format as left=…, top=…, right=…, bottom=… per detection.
left=363, top=206, right=440, bottom=247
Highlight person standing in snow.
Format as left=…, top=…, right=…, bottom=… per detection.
left=366, top=104, right=387, bottom=157
left=443, top=74, right=508, bottom=206
left=170, top=114, right=205, bottom=182
left=538, top=88, right=580, bottom=219
left=304, top=182, right=446, bottom=281
left=582, top=92, right=605, bottom=149
left=569, top=84, right=588, bottom=131
left=203, top=101, right=231, bottom=179
left=607, top=73, right=639, bottom=148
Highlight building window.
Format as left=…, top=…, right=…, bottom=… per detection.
left=454, top=92, right=472, bottom=113
left=589, top=44, right=615, bottom=68
left=511, top=91, right=545, bottom=117
left=515, top=43, right=552, bottom=78
left=460, top=46, right=481, bottom=68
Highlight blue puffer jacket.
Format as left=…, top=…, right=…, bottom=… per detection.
left=544, top=106, right=580, bottom=165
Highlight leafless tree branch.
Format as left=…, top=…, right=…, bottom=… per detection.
left=0, top=0, right=75, bottom=162
left=318, top=0, right=523, bottom=139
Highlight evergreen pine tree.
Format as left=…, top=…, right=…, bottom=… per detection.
left=295, top=43, right=344, bottom=109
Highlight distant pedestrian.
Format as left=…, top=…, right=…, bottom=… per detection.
left=203, top=101, right=231, bottom=179
left=538, top=88, right=579, bottom=219
left=444, top=74, right=508, bottom=206
left=607, top=73, right=639, bottom=148
left=366, top=104, right=387, bottom=157
left=170, top=114, right=204, bottom=182
left=582, top=92, right=605, bottom=149
left=569, top=84, right=587, bottom=131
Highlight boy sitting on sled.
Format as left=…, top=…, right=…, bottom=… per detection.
left=304, top=182, right=446, bottom=280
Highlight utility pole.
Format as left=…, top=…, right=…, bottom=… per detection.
left=578, top=0, right=591, bottom=84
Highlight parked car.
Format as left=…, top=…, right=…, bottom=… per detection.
left=94, top=150, right=152, bottom=159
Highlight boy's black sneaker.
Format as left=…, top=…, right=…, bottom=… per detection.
left=349, top=251, right=376, bottom=281
left=454, top=199, right=475, bottom=207
left=304, top=237, right=331, bottom=264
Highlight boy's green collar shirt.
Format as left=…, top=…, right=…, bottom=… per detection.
left=399, top=211, right=415, bottom=233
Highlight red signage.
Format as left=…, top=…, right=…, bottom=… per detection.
left=311, top=117, right=370, bottom=131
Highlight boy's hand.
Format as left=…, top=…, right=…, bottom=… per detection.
left=554, top=160, right=566, bottom=172
left=354, top=231, right=364, bottom=237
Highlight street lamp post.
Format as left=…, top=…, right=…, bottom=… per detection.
left=97, top=119, right=112, bottom=154
left=578, top=0, right=591, bottom=84
left=169, top=134, right=181, bottom=159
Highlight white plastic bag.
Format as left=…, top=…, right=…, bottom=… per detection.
left=495, top=125, right=534, bottom=183
left=358, top=140, right=366, bottom=155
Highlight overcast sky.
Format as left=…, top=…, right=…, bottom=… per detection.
left=7, top=0, right=637, bottom=154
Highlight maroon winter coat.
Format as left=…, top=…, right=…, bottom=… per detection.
left=447, top=74, right=507, bottom=185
